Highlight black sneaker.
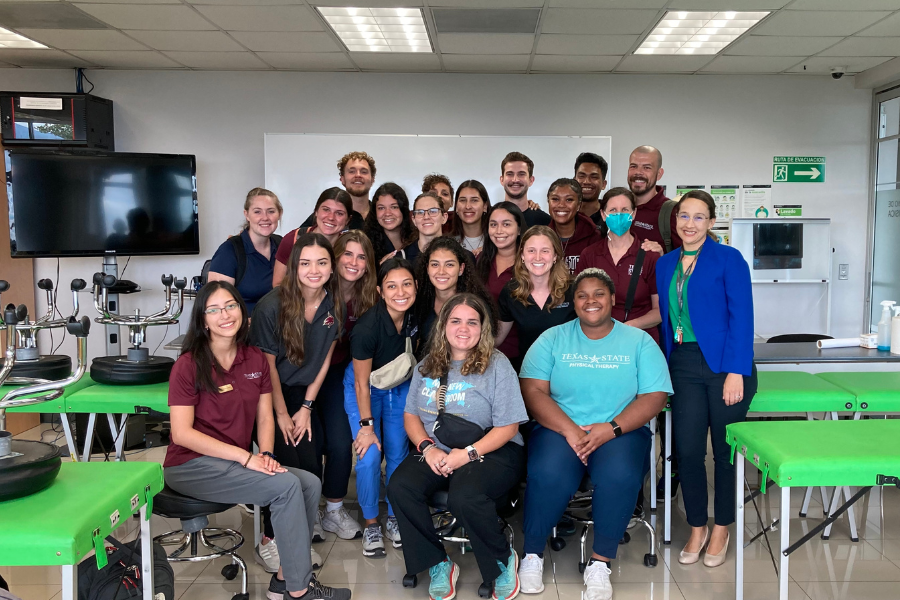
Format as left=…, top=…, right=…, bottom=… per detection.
left=656, top=474, right=680, bottom=501
left=267, top=573, right=287, bottom=600
left=286, top=574, right=351, bottom=600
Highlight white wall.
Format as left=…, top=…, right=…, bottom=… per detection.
left=0, top=69, right=872, bottom=360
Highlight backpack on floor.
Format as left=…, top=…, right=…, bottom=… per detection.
left=77, top=536, right=175, bottom=600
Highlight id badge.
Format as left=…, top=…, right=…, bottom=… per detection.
left=675, top=326, right=683, bottom=344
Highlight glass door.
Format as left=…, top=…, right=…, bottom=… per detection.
left=870, top=86, right=900, bottom=328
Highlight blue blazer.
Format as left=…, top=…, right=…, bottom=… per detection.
left=656, top=240, right=755, bottom=376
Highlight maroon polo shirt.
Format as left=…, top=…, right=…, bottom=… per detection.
left=551, top=212, right=602, bottom=274
left=632, top=186, right=682, bottom=251
left=485, top=259, right=519, bottom=360
left=164, top=345, right=273, bottom=468
left=577, top=236, right=660, bottom=343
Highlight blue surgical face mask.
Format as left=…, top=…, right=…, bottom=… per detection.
left=605, top=212, right=633, bottom=237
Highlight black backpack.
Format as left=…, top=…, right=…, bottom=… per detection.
left=78, top=537, right=174, bottom=600
left=200, top=233, right=283, bottom=287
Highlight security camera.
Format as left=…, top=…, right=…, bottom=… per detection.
left=831, top=67, right=846, bottom=80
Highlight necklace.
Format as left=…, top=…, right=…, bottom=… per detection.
left=463, top=235, right=484, bottom=252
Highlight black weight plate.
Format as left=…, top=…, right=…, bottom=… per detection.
left=0, top=355, right=72, bottom=381
left=0, top=440, right=62, bottom=501
left=90, top=355, right=174, bottom=385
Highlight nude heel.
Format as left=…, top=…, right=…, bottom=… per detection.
left=678, top=528, right=710, bottom=565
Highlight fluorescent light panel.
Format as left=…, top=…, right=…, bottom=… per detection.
left=317, top=7, right=433, bottom=53
left=635, top=11, right=768, bottom=55
left=0, top=26, right=47, bottom=49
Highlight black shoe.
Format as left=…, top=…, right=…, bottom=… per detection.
left=656, top=475, right=680, bottom=501
left=268, top=573, right=287, bottom=600
left=556, top=516, right=576, bottom=537
left=290, top=574, right=351, bottom=600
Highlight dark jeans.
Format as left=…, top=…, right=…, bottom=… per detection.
left=669, top=342, right=757, bottom=527
left=387, top=441, right=525, bottom=584
left=317, top=360, right=354, bottom=500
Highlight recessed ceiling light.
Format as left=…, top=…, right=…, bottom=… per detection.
left=317, top=7, right=433, bottom=53
left=0, top=26, right=48, bottom=49
left=635, top=11, right=769, bottom=56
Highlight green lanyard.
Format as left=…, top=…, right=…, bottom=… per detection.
left=674, top=247, right=701, bottom=344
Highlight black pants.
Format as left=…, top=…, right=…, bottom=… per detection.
left=669, top=342, right=757, bottom=527
left=316, top=360, right=354, bottom=500
left=387, top=442, right=525, bottom=583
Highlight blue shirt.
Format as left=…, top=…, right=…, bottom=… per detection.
left=209, top=229, right=278, bottom=313
left=520, top=320, right=673, bottom=427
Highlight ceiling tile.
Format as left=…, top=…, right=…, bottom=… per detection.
left=788, top=0, right=900, bottom=9
left=351, top=52, right=441, bottom=71
left=70, top=49, right=182, bottom=68
left=0, top=3, right=106, bottom=29
left=125, top=30, right=243, bottom=52
left=189, top=0, right=307, bottom=4
left=73, top=4, right=217, bottom=30
left=530, top=54, right=621, bottom=72
left=228, top=31, right=340, bottom=53
left=819, top=37, right=900, bottom=56
left=442, top=54, right=529, bottom=71
left=666, top=0, right=789, bottom=8
left=616, top=54, right=710, bottom=72
left=63, top=0, right=181, bottom=4
left=550, top=0, right=666, bottom=7
left=194, top=5, right=323, bottom=32
left=437, top=33, right=533, bottom=54
left=787, top=56, right=893, bottom=74
left=15, top=28, right=148, bottom=50
left=858, top=13, right=900, bottom=36
left=700, top=55, right=805, bottom=73
left=752, top=10, right=889, bottom=36
left=536, top=34, right=637, bottom=55
left=256, top=51, right=354, bottom=70
left=541, top=9, right=660, bottom=35
left=0, top=48, right=89, bottom=67
left=313, top=0, right=425, bottom=5
left=163, top=50, right=270, bottom=69
left=428, top=0, right=543, bottom=6
left=725, top=35, right=843, bottom=56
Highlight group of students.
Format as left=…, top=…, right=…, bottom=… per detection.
left=165, top=146, right=757, bottom=600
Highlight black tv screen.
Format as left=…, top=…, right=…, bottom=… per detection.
left=6, top=149, right=199, bottom=257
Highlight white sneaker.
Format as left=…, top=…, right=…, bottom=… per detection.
left=254, top=539, right=280, bottom=573
left=385, top=516, right=402, bottom=548
left=518, top=553, right=544, bottom=594
left=583, top=560, right=613, bottom=600
left=321, top=506, right=362, bottom=540
left=313, top=510, right=326, bottom=543
left=238, top=503, right=255, bottom=516
left=311, top=546, right=322, bottom=570
left=362, top=524, right=386, bottom=558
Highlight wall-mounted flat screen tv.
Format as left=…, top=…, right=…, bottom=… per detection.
left=6, top=149, right=199, bottom=257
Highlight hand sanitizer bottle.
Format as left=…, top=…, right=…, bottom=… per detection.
left=877, top=300, right=895, bottom=351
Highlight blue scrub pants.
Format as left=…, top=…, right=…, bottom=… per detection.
left=523, top=424, right=650, bottom=559
left=343, top=361, right=410, bottom=520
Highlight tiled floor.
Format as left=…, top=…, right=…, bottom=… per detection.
left=4, top=423, right=900, bottom=600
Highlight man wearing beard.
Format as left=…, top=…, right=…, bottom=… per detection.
left=628, top=145, right=681, bottom=254
left=302, top=151, right=374, bottom=229
left=500, top=151, right=551, bottom=229
left=574, top=152, right=609, bottom=227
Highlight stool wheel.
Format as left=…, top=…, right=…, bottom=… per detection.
left=578, top=562, right=586, bottom=574
left=402, top=574, right=418, bottom=588
left=477, top=582, right=492, bottom=598
left=549, top=537, right=566, bottom=552
left=221, top=564, right=239, bottom=580
left=231, top=594, right=249, bottom=600
left=619, top=531, right=631, bottom=545
left=643, top=553, right=658, bottom=568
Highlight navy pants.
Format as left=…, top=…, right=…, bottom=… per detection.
left=669, top=342, right=757, bottom=527
left=523, top=424, right=651, bottom=559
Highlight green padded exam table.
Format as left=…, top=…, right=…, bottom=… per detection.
left=728, top=420, right=900, bottom=600
left=0, top=461, right=164, bottom=600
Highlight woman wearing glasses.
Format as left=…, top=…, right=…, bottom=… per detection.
left=405, top=191, right=449, bottom=267
left=656, top=190, right=756, bottom=568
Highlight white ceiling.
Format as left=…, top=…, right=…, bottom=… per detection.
left=0, top=0, right=899, bottom=76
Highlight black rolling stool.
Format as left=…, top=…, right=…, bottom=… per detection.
left=153, top=484, right=248, bottom=600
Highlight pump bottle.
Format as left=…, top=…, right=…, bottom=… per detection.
left=891, top=307, right=900, bottom=355
left=877, top=300, right=896, bottom=351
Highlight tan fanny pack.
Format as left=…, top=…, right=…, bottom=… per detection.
left=369, top=337, right=416, bottom=390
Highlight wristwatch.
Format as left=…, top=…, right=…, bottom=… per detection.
left=301, top=399, right=314, bottom=411
left=261, top=451, right=276, bottom=460
left=465, top=445, right=483, bottom=463
left=609, top=419, right=623, bottom=438
left=359, top=417, right=375, bottom=427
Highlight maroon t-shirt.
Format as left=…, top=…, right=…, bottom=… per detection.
left=486, top=259, right=519, bottom=360
left=551, top=212, right=602, bottom=274
left=164, top=345, right=273, bottom=468
left=632, top=186, right=682, bottom=251
left=274, top=227, right=311, bottom=266
left=576, top=236, right=660, bottom=343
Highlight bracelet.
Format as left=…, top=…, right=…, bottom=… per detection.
left=261, top=451, right=276, bottom=460
left=417, top=437, right=435, bottom=453
left=421, top=444, right=436, bottom=457
left=242, top=452, right=253, bottom=468
left=358, top=431, right=374, bottom=437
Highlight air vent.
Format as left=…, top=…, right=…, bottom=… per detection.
left=0, top=3, right=107, bottom=30
left=432, top=8, right=540, bottom=34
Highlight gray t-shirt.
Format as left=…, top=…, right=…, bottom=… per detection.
left=405, top=351, right=528, bottom=452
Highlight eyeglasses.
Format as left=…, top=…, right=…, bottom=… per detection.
left=411, top=208, right=443, bottom=217
left=676, top=213, right=710, bottom=224
left=204, top=303, right=240, bottom=315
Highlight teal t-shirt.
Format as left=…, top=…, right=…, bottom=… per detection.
left=519, top=320, right=674, bottom=427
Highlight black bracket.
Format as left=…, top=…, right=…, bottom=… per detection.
left=876, top=474, right=900, bottom=488
left=134, top=406, right=150, bottom=415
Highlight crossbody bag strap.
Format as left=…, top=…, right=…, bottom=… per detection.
left=437, top=373, right=448, bottom=414
left=623, top=248, right=646, bottom=321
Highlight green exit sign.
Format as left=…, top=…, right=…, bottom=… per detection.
left=773, top=156, right=825, bottom=183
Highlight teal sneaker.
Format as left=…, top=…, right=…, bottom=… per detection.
left=428, top=558, right=459, bottom=600
left=493, top=548, right=520, bottom=600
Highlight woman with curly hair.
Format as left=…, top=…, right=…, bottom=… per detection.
left=364, top=182, right=415, bottom=263
left=388, top=293, right=528, bottom=600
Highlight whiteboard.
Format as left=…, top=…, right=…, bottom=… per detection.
left=265, top=134, right=612, bottom=230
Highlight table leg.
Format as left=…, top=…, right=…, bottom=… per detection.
left=843, top=486, right=859, bottom=541
left=664, top=410, right=672, bottom=545
left=59, top=414, right=81, bottom=462
left=140, top=505, right=154, bottom=600
left=823, top=487, right=841, bottom=540
left=82, top=413, right=97, bottom=462
left=650, top=416, right=657, bottom=513
left=254, top=505, right=262, bottom=548
left=736, top=453, right=745, bottom=600
left=779, top=486, right=791, bottom=600
left=61, top=565, right=77, bottom=600
left=106, top=414, right=128, bottom=461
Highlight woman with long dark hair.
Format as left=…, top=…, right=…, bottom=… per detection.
left=164, top=281, right=350, bottom=600
left=450, top=180, right=491, bottom=255
left=364, top=182, right=415, bottom=263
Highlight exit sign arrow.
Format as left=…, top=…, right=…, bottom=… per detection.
left=794, top=167, right=820, bottom=179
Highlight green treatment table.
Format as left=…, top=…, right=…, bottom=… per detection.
left=728, top=420, right=900, bottom=600
left=0, top=461, right=164, bottom=600
left=661, top=371, right=858, bottom=544
left=815, top=371, right=900, bottom=416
